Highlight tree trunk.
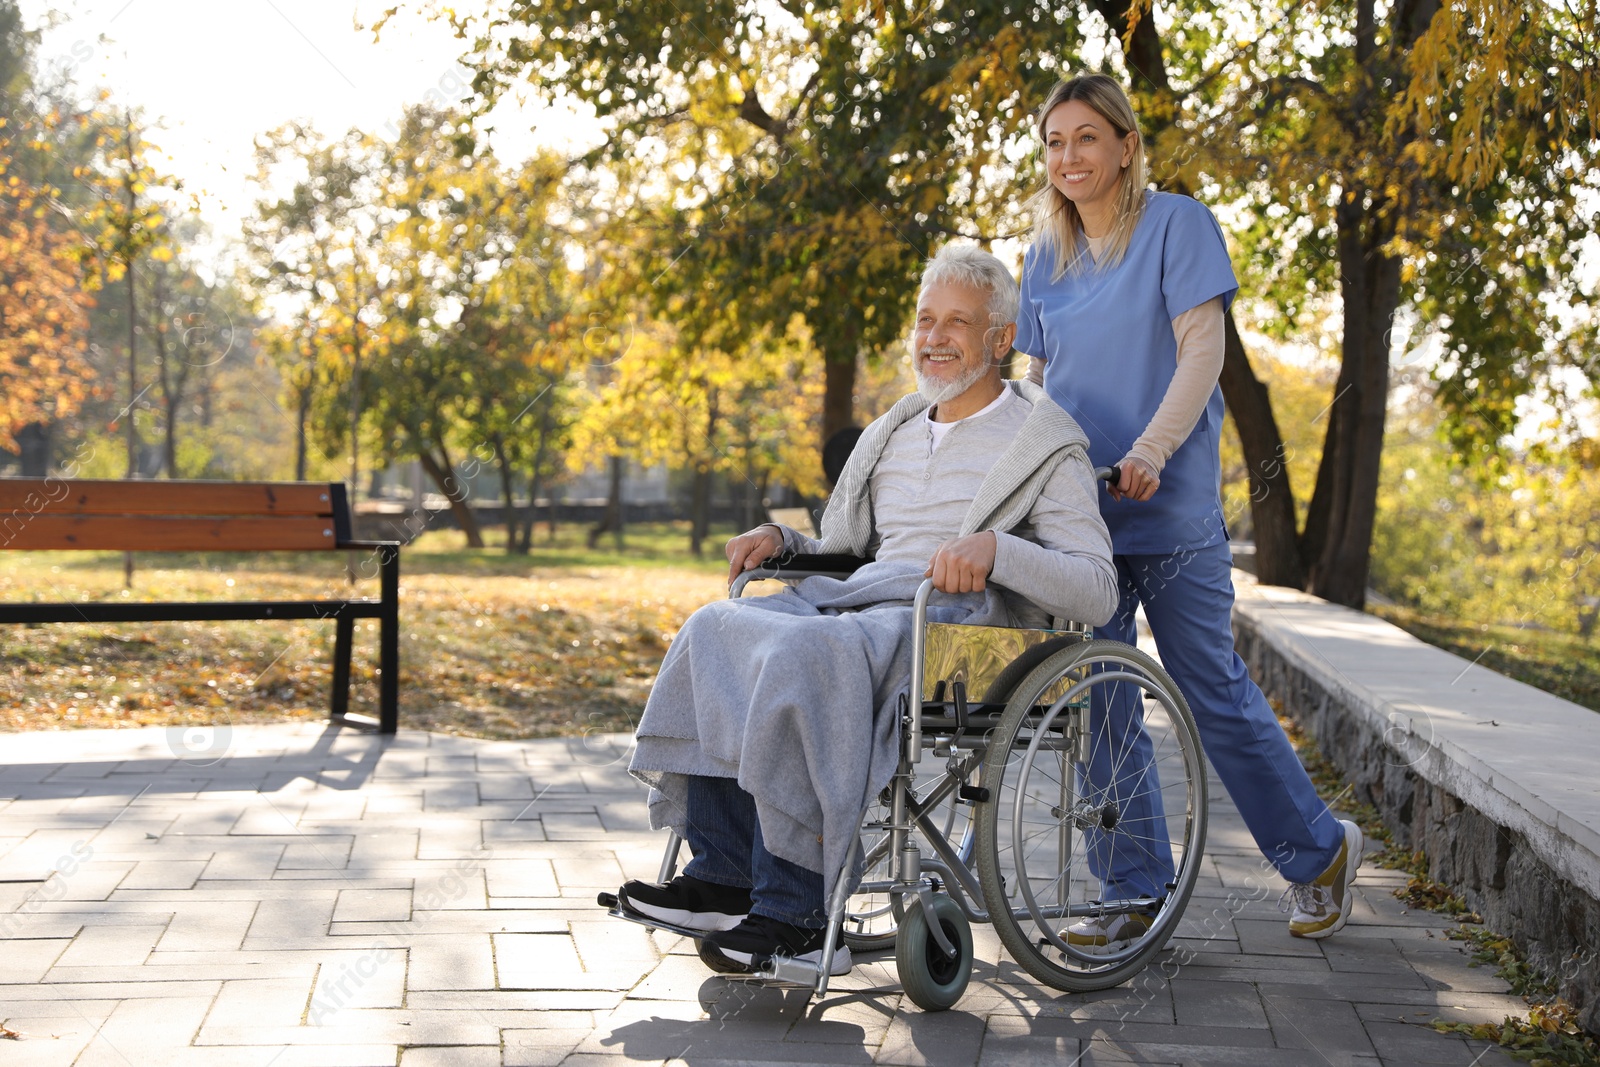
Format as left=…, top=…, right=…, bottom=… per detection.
left=688, top=466, right=712, bottom=559
left=492, top=435, right=526, bottom=555
left=152, top=271, right=192, bottom=479
left=1095, top=0, right=1169, bottom=93
left=348, top=319, right=362, bottom=502
left=522, top=402, right=556, bottom=553
left=822, top=349, right=856, bottom=443
left=521, top=466, right=542, bottom=554
left=17, top=422, right=50, bottom=477
left=1306, top=193, right=1401, bottom=607
left=294, top=378, right=311, bottom=482
left=748, top=470, right=770, bottom=531
left=125, top=253, right=139, bottom=479
left=587, top=456, right=625, bottom=550
left=688, top=388, right=719, bottom=558
left=416, top=446, right=485, bottom=548
left=1218, top=311, right=1306, bottom=587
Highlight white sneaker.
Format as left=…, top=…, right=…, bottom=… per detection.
left=1281, top=819, right=1364, bottom=939
left=1062, top=910, right=1154, bottom=956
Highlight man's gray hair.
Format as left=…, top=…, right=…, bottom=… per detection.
left=919, top=244, right=1021, bottom=326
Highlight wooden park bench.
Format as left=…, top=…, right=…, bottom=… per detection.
left=0, top=478, right=401, bottom=733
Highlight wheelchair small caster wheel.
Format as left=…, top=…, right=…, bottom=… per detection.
left=896, top=893, right=972, bottom=1011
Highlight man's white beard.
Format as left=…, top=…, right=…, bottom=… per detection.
left=915, top=348, right=992, bottom=406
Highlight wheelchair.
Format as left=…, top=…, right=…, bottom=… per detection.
left=599, top=485, right=1208, bottom=1011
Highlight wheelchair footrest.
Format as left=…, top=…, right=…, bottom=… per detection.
left=723, top=956, right=823, bottom=988
left=599, top=894, right=726, bottom=942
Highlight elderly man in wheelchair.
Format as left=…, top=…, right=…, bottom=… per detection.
left=603, top=244, right=1208, bottom=1010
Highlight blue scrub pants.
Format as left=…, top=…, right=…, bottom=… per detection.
left=1086, top=541, right=1343, bottom=888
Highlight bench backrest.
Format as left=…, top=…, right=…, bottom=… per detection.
left=0, top=479, right=355, bottom=552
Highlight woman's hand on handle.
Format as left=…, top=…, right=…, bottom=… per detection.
left=1109, top=455, right=1160, bottom=502
left=726, top=525, right=785, bottom=584
left=925, top=531, right=998, bottom=594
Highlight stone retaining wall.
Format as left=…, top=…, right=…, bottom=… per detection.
left=1231, top=581, right=1600, bottom=1032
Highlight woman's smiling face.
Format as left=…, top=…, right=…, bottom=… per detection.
left=1044, top=99, right=1136, bottom=230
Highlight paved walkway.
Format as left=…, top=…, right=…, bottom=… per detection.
left=1, top=720, right=1525, bottom=1067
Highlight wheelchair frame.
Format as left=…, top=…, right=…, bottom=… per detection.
left=601, top=549, right=1208, bottom=1011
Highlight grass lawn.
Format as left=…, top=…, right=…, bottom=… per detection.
left=0, top=523, right=735, bottom=739
left=10, top=521, right=1597, bottom=741
left=1371, top=604, right=1600, bottom=714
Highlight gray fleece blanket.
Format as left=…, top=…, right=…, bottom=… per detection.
left=630, top=562, right=1010, bottom=907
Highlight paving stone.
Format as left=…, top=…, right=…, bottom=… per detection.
left=1169, top=977, right=1270, bottom=1030
left=976, top=1031, right=1082, bottom=1067
left=874, top=1008, right=987, bottom=1066
left=0, top=940, right=69, bottom=985
left=1322, top=939, right=1424, bottom=975
left=333, top=888, right=413, bottom=923
left=0, top=1005, right=107, bottom=1067
left=424, top=783, right=482, bottom=812
left=201, top=844, right=286, bottom=880
left=1260, top=992, right=1376, bottom=1056
left=156, top=900, right=258, bottom=952
left=281, top=836, right=355, bottom=870
left=1351, top=993, right=1529, bottom=1024
left=53, top=923, right=167, bottom=967
left=0, top=724, right=1549, bottom=1065
left=479, top=776, right=539, bottom=801
left=205, top=976, right=317, bottom=1027
left=71, top=995, right=214, bottom=1067
left=117, top=859, right=207, bottom=890
left=407, top=933, right=497, bottom=990
left=188, top=1045, right=401, bottom=1066
left=200, top=1008, right=501, bottom=1047
left=502, top=1027, right=593, bottom=1067
left=1230, top=917, right=1332, bottom=959
left=1363, top=1019, right=1514, bottom=1064
left=399, top=1045, right=501, bottom=1066
left=542, top=812, right=608, bottom=840
left=554, top=851, right=628, bottom=890
left=1398, top=945, right=1522, bottom=994
left=486, top=859, right=560, bottom=899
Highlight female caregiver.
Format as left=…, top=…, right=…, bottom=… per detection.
left=1012, top=73, right=1362, bottom=945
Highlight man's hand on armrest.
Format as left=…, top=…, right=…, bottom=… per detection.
left=925, top=531, right=998, bottom=594
left=726, top=524, right=786, bottom=584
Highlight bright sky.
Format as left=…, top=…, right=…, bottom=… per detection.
left=17, top=0, right=585, bottom=262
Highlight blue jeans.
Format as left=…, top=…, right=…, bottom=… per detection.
left=680, top=774, right=826, bottom=928
left=1089, top=542, right=1342, bottom=887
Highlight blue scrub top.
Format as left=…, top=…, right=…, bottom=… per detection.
left=1014, top=190, right=1239, bottom=554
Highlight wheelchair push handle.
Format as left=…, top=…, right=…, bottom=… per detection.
left=1093, top=465, right=1121, bottom=486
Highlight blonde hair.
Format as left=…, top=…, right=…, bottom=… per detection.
left=1026, top=73, right=1148, bottom=279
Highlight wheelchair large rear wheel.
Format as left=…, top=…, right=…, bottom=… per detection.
left=974, top=639, right=1206, bottom=992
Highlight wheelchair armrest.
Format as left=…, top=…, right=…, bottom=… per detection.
left=765, top=552, right=873, bottom=575
left=730, top=554, right=874, bottom=598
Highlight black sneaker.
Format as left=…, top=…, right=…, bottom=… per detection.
left=617, top=874, right=751, bottom=933
left=701, top=913, right=852, bottom=976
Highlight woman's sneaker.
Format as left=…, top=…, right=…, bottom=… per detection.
left=1062, top=910, right=1155, bottom=956
left=1281, top=819, right=1364, bottom=939
left=616, top=874, right=751, bottom=932
left=701, top=914, right=853, bottom=976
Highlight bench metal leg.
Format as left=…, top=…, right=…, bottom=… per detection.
left=331, top=614, right=354, bottom=720
left=378, top=545, right=399, bottom=734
